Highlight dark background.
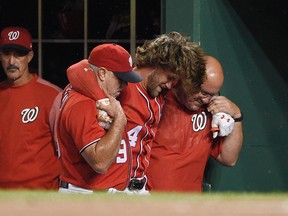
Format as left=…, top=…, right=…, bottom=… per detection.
left=0, top=0, right=161, bottom=88
left=229, top=0, right=288, bottom=84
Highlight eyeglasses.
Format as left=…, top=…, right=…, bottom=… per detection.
left=199, top=90, right=219, bottom=99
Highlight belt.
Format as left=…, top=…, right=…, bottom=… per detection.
left=60, top=180, right=69, bottom=189
left=59, top=181, right=93, bottom=194
left=128, top=178, right=146, bottom=190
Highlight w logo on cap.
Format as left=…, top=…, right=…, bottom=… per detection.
left=0, top=27, right=33, bottom=51
left=8, top=31, right=20, bottom=41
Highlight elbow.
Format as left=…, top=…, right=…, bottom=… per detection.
left=223, top=158, right=238, bottom=167
left=93, top=162, right=110, bottom=174
left=95, top=168, right=108, bottom=174
left=218, top=156, right=238, bottom=167
left=93, top=152, right=118, bottom=173
left=81, top=145, right=115, bottom=174
left=225, top=160, right=237, bottom=167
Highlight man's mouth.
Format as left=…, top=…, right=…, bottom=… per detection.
left=7, top=66, right=18, bottom=72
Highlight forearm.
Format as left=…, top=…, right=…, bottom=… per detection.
left=82, top=115, right=126, bottom=174
left=95, top=116, right=126, bottom=171
left=216, top=122, right=243, bottom=166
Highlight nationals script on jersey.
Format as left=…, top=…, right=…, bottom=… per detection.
left=118, top=82, right=164, bottom=179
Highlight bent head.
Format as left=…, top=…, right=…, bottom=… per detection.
left=135, top=31, right=206, bottom=98
left=90, top=65, right=128, bottom=98
left=175, top=56, right=224, bottom=111
left=88, top=43, right=142, bottom=97
left=145, top=67, right=177, bottom=98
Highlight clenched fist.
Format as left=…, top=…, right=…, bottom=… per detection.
left=211, top=112, right=235, bottom=138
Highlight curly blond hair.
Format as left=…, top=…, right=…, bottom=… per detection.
left=177, top=41, right=206, bottom=96
left=135, top=31, right=206, bottom=92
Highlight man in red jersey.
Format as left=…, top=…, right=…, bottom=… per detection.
left=147, top=56, right=243, bottom=192
left=0, top=26, right=62, bottom=189
left=57, top=43, right=142, bottom=193
left=116, top=32, right=206, bottom=194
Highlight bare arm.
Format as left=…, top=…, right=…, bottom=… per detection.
left=81, top=96, right=127, bottom=174
left=216, top=121, right=243, bottom=166
left=208, top=96, right=243, bottom=166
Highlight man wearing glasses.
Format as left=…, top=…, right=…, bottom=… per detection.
left=147, top=55, right=243, bottom=192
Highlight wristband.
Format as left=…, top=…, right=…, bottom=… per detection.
left=233, top=112, right=243, bottom=122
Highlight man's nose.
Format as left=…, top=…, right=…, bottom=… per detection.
left=200, top=96, right=211, bottom=104
left=165, top=81, right=174, bottom=89
left=8, top=55, right=16, bottom=64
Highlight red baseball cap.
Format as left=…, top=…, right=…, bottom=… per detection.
left=0, top=27, right=32, bottom=52
left=88, top=43, right=142, bottom=83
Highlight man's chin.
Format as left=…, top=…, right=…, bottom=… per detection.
left=147, top=90, right=158, bottom=98
left=186, top=102, right=202, bottom=111
left=160, top=88, right=169, bottom=96
left=7, top=75, right=19, bottom=81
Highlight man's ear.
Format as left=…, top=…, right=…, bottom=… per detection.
left=27, top=51, right=34, bottom=63
left=97, top=67, right=107, bottom=81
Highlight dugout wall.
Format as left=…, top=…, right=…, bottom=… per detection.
left=163, top=0, right=288, bottom=192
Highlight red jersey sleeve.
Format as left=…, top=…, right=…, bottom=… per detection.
left=210, top=137, right=223, bottom=159
left=64, top=99, right=105, bottom=152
